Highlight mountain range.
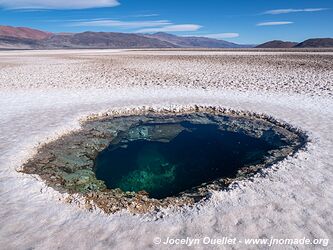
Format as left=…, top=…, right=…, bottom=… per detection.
left=144, top=32, right=251, bottom=48
left=256, top=40, right=298, bottom=49
left=1, top=25, right=332, bottom=49
left=255, top=39, right=333, bottom=48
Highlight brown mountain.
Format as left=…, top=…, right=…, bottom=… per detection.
left=0, top=25, right=52, bottom=40
left=2, top=25, right=333, bottom=50
left=0, top=25, right=177, bottom=49
left=144, top=32, right=251, bottom=48
left=44, top=32, right=177, bottom=49
left=294, top=38, right=333, bottom=48
left=0, top=25, right=250, bottom=49
left=256, top=40, right=298, bottom=48
left=1, top=28, right=247, bottom=49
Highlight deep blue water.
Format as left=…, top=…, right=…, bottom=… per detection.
left=94, top=123, right=275, bottom=199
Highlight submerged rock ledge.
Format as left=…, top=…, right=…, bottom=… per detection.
left=20, top=105, right=308, bottom=214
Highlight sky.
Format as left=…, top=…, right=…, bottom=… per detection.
left=0, top=0, right=332, bottom=44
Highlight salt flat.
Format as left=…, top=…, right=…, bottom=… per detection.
left=0, top=49, right=332, bottom=249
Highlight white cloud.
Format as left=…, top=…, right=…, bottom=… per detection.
left=131, top=14, right=160, bottom=17
left=203, top=33, right=239, bottom=39
left=70, top=17, right=202, bottom=33
left=71, top=19, right=172, bottom=28
left=136, top=24, right=202, bottom=33
left=0, top=0, right=120, bottom=9
left=264, top=8, right=328, bottom=15
left=257, top=21, right=293, bottom=26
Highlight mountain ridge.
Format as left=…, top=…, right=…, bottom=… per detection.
left=256, top=38, right=333, bottom=48
left=294, top=38, right=333, bottom=48
left=256, top=40, right=298, bottom=48
left=0, top=25, right=251, bottom=49
left=142, top=32, right=251, bottom=48
left=0, top=25, right=52, bottom=40
left=1, top=25, right=333, bottom=49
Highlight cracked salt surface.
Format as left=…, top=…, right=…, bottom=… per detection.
left=0, top=50, right=332, bottom=249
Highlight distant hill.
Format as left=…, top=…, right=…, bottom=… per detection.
left=44, top=32, right=177, bottom=49
left=256, top=38, right=333, bottom=48
left=143, top=32, right=250, bottom=48
left=0, top=25, right=251, bottom=49
left=256, top=40, right=298, bottom=48
left=294, top=38, right=333, bottom=48
left=0, top=25, right=52, bottom=40
left=0, top=25, right=177, bottom=49
left=1, top=25, right=333, bottom=50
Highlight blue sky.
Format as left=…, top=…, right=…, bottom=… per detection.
left=0, top=0, right=332, bottom=44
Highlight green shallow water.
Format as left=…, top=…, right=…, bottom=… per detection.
left=94, top=122, right=276, bottom=199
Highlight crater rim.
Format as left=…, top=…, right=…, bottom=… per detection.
left=20, top=105, right=309, bottom=215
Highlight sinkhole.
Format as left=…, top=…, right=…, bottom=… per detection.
left=21, top=107, right=307, bottom=214
left=95, top=122, right=275, bottom=199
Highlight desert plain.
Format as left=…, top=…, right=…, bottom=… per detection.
left=0, top=49, right=332, bottom=249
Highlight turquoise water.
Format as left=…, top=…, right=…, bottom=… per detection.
left=94, top=122, right=275, bottom=199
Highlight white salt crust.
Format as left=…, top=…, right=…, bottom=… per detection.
left=0, top=50, right=332, bottom=250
